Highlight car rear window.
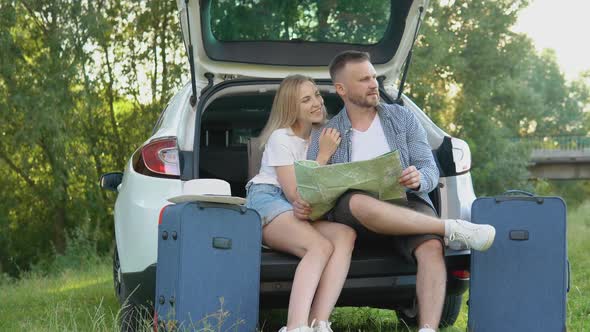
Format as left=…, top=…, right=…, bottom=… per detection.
left=210, top=0, right=392, bottom=45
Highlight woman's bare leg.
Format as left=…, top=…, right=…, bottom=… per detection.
left=308, top=222, right=356, bottom=322
left=262, top=212, right=334, bottom=330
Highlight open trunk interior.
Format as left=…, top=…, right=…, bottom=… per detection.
left=198, top=86, right=344, bottom=198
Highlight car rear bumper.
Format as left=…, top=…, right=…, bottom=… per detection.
left=120, top=249, right=470, bottom=310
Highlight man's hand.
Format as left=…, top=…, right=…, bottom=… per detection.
left=399, top=166, right=421, bottom=190
left=293, top=198, right=312, bottom=220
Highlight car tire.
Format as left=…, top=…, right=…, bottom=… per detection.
left=113, top=245, right=125, bottom=304
left=396, top=294, right=462, bottom=327
left=119, top=303, right=153, bottom=332
left=114, top=245, right=153, bottom=332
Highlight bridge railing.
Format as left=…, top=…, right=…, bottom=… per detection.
left=512, top=135, right=590, bottom=151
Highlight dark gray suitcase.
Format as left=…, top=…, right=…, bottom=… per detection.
left=468, top=190, right=569, bottom=332
left=155, top=201, right=261, bottom=331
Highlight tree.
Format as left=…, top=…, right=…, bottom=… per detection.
left=408, top=0, right=588, bottom=195
left=0, top=0, right=186, bottom=277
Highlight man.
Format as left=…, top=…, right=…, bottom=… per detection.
left=296, top=51, right=495, bottom=331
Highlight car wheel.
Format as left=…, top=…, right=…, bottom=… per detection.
left=113, top=245, right=125, bottom=304
left=114, top=245, right=153, bottom=331
left=119, top=303, right=153, bottom=332
left=396, top=294, right=462, bottom=327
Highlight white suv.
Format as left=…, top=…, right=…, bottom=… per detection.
left=100, top=0, right=476, bottom=329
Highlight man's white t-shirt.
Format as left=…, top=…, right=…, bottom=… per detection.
left=350, top=113, right=391, bottom=162
left=249, top=128, right=309, bottom=189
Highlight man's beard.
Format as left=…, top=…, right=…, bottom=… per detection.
left=348, top=92, right=379, bottom=108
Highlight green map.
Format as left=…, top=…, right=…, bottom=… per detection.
left=294, top=151, right=406, bottom=220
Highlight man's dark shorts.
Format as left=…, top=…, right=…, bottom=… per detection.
left=331, top=191, right=444, bottom=264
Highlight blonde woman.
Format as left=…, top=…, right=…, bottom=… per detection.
left=246, top=75, right=355, bottom=332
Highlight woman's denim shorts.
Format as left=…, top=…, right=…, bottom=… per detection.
left=246, top=183, right=293, bottom=226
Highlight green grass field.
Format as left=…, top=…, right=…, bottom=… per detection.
left=2, top=202, right=589, bottom=331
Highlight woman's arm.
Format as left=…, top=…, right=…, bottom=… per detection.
left=275, top=165, right=299, bottom=203
left=316, top=128, right=341, bottom=165
left=276, top=128, right=342, bottom=203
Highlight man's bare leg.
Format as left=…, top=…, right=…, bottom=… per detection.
left=414, top=239, right=446, bottom=328
left=348, top=194, right=445, bottom=235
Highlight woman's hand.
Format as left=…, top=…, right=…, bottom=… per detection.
left=317, top=128, right=341, bottom=165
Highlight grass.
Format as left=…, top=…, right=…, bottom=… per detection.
left=1, top=202, right=589, bottom=331
left=0, top=263, right=121, bottom=331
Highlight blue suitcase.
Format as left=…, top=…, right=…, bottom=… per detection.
left=468, top=191, right=569, bottom=332
left=155, top=201, right=262, bottom=331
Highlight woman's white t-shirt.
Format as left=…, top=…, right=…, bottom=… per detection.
left=248, top=128, right=309, bottom=189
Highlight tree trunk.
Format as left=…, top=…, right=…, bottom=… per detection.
left=159, top=8, right=169, bottom=105
left=102, top=43, right=125, bottom=170
left=39, top=139, right=68, bottom=255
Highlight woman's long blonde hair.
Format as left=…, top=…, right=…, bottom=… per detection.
left=258, top=75, right=327, bottom=149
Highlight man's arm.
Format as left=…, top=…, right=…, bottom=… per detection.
left=405, top=109, right=439, bottom=194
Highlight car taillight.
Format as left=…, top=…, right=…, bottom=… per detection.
left=451, top=269, right=470, bottom=280
left=451, top=137, right=472, bottom=173
left=158, top=205, right=171, bottom=225
left=141, top=137, right=180, bottom=176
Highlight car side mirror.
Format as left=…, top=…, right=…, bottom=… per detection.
left=100, top=172, right=123, bottom=192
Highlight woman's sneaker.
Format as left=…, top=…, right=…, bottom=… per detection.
left=278, top=326, right=314, bottom=332
left=444, top=219, right=496, bottom=251
left=311, top=320, right=334, bottom=332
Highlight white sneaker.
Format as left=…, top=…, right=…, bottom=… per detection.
left=445, top=219, right=496, bottom=251
left=446, top=236, right=468, bottom=250
left=278, top=325, right=315, bottom=332
left=311, top=320, right=334, bottom=332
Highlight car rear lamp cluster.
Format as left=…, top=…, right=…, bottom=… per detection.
left=451, top=137, right=472, bottom=174
left=140, top=137, right=180, bottom=177
left=451, top=269, right=470, bottom=280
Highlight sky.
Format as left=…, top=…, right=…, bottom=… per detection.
left=512, top=0, right=590, bottom=80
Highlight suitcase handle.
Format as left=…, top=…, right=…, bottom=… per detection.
left=495, top=190, right=544, bottom=204
left=501, top=190, right=534, bottom=196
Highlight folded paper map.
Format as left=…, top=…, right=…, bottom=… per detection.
left=295, top=151, right=406, bottom=220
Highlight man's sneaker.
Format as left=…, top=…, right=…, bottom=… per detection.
left=445, top=236, right=468, bottom=250
left=311, top=320, right=334, bottom=332
left=444, top=219, right=496, bottom=251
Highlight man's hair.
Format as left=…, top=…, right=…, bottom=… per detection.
left=329, top=50, right=371, bottom=81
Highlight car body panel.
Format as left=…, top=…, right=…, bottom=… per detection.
left=177, top=0, right=429, bottom=84
left=115, top=159, right=182, bottom=273
left=114, top=79, right=476, bottom=276
left=439, top=173, right=477, bottom=221
left=111, top=2, right=477, bottom=315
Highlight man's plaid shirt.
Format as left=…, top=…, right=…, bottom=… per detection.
left=307, top=103, right=439, bottom=210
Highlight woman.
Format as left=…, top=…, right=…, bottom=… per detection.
left=246, top=75, right=355, bottom=332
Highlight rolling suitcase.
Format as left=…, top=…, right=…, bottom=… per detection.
left=468, top=190, right=569, bottom=332
left=155, top=201, right=262, bottom=331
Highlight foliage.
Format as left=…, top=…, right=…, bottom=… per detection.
left=0, top=0, right=589, bottom=275
left=0, top=0, right=186, bottom=277
left=408, top=0, right=589, bottom=195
